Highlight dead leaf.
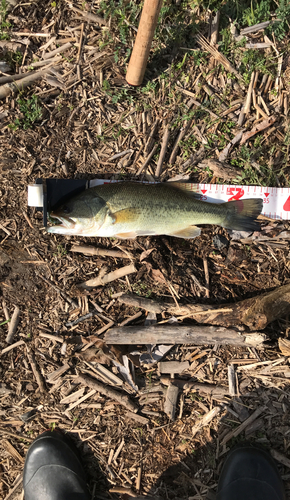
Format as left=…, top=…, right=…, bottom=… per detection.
left=151, top=268, right=167, bottom=284
left=278, top=338, right=290, bottom=356
left=140, top=248, right=154, bottom=262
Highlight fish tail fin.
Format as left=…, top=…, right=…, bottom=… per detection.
left=221, top=198, right=263, bottom=232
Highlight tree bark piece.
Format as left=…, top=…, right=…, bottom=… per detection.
left=105, top=325, right=266, bottom=347
left=118, top=283, right=290, bottom=331
left=77, top=374, right=138, bottom=412
left=164, top=384, right=179, bottom=421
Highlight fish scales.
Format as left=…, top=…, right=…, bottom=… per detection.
left=48, top=182, right=263, bottom=239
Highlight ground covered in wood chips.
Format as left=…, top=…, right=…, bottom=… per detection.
left=0, top=0, right=290, bottom=499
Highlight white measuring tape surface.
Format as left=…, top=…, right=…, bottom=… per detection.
left=28, top=180, right=290, bottom=220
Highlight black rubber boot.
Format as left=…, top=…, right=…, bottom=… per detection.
left=216, top=445, right=285, bottom=500
left=23, top=430, right=91, bottom=500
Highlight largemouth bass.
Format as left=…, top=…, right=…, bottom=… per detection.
left=48, top=182, right=263, bottom=239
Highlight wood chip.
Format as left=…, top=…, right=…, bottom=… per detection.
left=158, top=361, right=190, bottom=374
left=6, top=306, right=20, bottom=344
left=192, top=406, right=222, bottom=437
left=2, top=440, right=24, bottom=463
left=221, top=406, right=267, bottom=444
left=125, top=411, right=149, bottom=425
left=164, top=384, right=179, bottom=421
left=46, top=363, right=70, bottom=383
left=67, top=389, right=96, bottom=411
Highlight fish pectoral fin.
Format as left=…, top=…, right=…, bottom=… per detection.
left=111, top=207, right=141, bottom=224
left=167, top=225, right=201, bottom=239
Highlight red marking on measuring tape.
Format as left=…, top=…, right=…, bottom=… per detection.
left=283, top=196, right=290, bottom=211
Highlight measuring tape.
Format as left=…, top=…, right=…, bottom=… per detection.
left=28, top=180, right=290, bottom=221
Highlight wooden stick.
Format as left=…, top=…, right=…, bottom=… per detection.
left=105, top=325, right=266, bottom=347
left=203, top=256, right=210, bottom=298
left=160, top=377, right=229, bottom=399
left=0, top=69, right=49, bottom=99
left=119, top=283, right=290, bottom=332
left=1, top=340, right=25, bottom=355
left=70, top=244, right=132, bottom=258
left=26, top=348, right=46, bottom=393
left=136, top=144, right=158, bottom=175
left=2, top=300, right=10, bottom=321
left=79, top=263, right=136, bottom=289
left=6, top=306, right=20, bottom=344
left=169, top=119, right=192, bottom=164
left=244, top=72, right=255, bottom=114
left=155, top=125, right=170, bottom=177
left=119, top=294, right=166, bottom=313
left=22, top=56, right=62, bottom=69
left=0, top=71, right=34, bottom=85
left=68, top=5, right=108, bottom=26
left=254, top=103, right=268, bottom=120
left=210, top=11, right=220, bottom=45
left=270, top=449, right=290, bottom=469
left=240, top=116, right=276, bottom=144
left=144, top=119, right=159, bottom=154
left=77, top=374, right=138, bottom=412
left=221, top=406, right=267, bottom=444
left=126, top=0, right=163, bottom=86
left=43, top=42, right=72, bottom=60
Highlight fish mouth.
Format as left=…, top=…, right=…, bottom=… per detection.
left=49, top=213, right=76, bottom=229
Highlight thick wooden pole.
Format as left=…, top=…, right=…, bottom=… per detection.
left=126, top=0, right=163, bottom=86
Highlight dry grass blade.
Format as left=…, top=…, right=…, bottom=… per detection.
left=196, top=34, right=242, bottom=79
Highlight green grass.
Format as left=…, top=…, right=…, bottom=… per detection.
left=0, top=0, right=11, bottom=40
left=10, top=94, right=43, bottom=130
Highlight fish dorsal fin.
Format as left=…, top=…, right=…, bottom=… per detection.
left=166, top=225, right=201, bottom=239
left=166, top=182, right=200, bottom=199
left=111, top=207, right=141, bottom=224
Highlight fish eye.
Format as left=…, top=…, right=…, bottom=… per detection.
left=62, top=205, right=71, bottom=214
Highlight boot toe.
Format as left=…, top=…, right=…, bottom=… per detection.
left=23, top=431, right=90, bottom=500
left=217, top=446, right=285, bottom=500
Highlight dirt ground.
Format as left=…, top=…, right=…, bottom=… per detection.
left=0, top=0, right=290, bottom=499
